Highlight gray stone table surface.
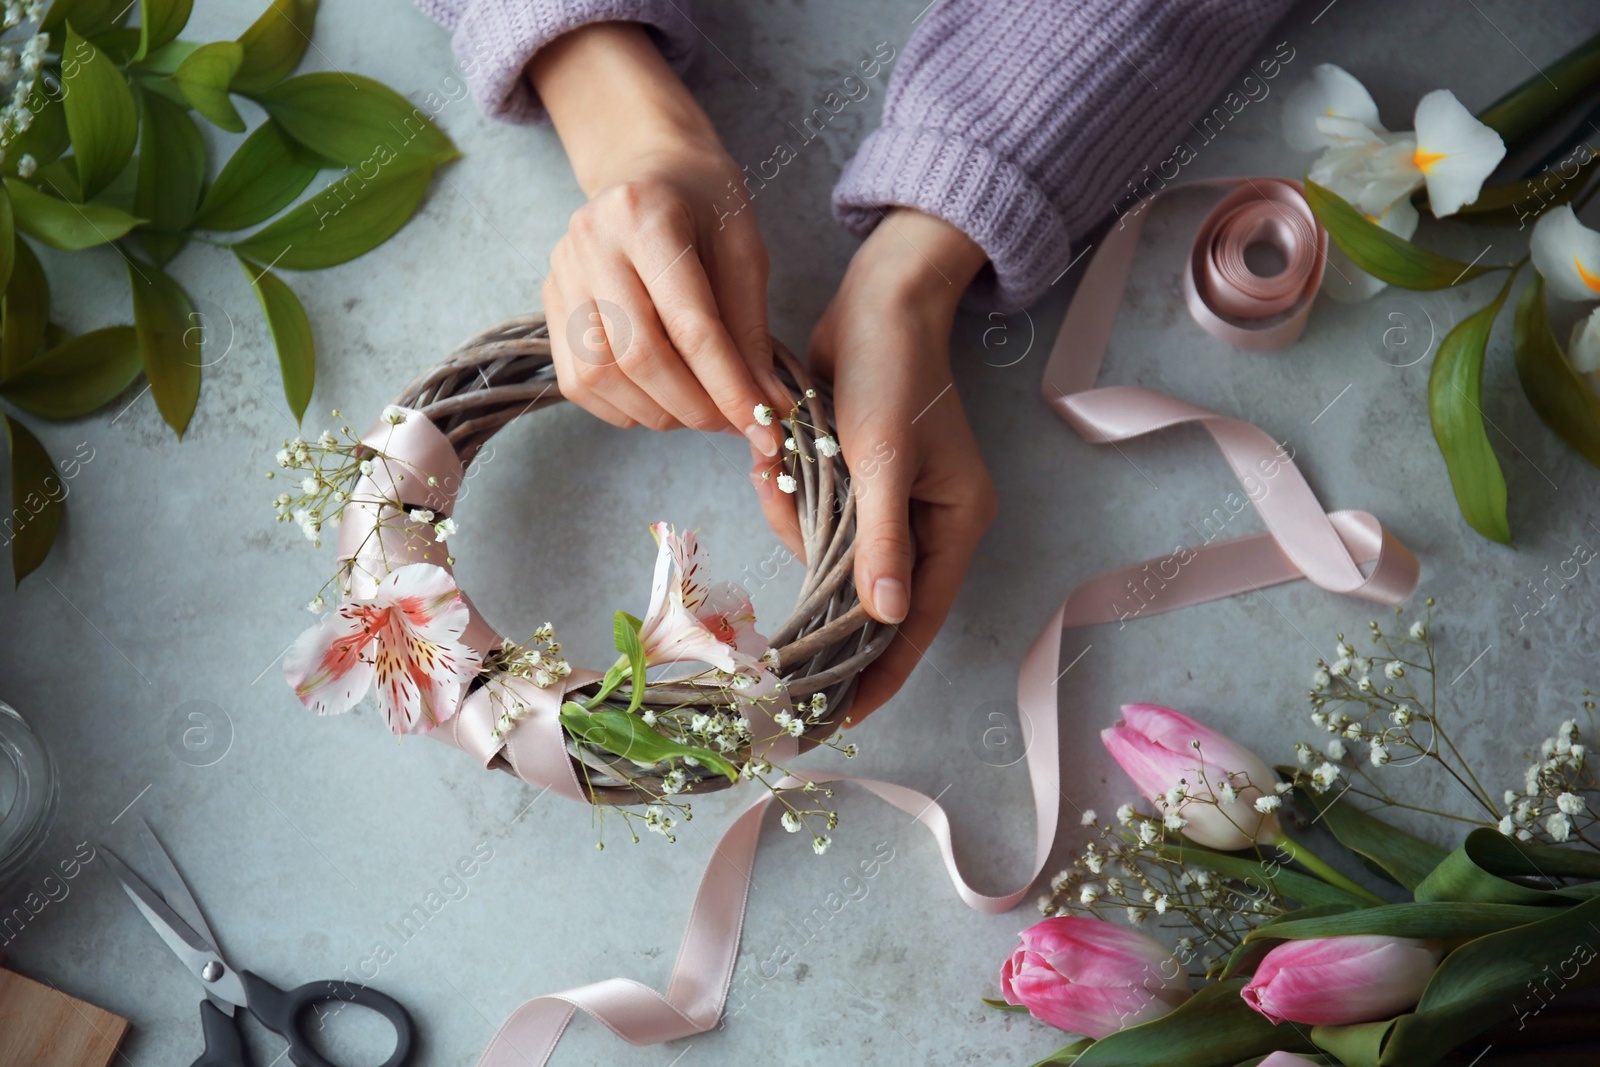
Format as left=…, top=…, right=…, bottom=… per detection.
left=4, top=0, right=1599, bottom=1063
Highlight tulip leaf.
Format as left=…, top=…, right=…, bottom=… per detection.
left=237, top=254, right=313, bottom=421
left=1068, top=979, right=1317, bottom=1067
left=1380, top=895, right=1600, bottom=1064
left=1029, top=1037, right=1096, bottom=1066
left=1304, top=181, right=1500, bottom=290
left=2, top=238, right=49, bottom=379
left=1414, top=827, right=1600, bottom=905
left=3, top=414, right=64, bottom=584
left=1476, top=29, right=1600, bottom=153
left=1513, top=276, right=1600, bottom=470
left=1311, top=1019, right=1396, bottom=1067
left=560, top=703, right=738, bottom=782
left=228, top=157, right=437, bottom=270
left=1291, top=786, right=1450, bottom=891
left=171, top=41, right=246, bottom=132
left=192, top=120, right=320, bottom=232
left=128, top=260, right=201, bottom=437
left=1243, top=901, right=1559, bottom=944
left=612, top=609, right=647, bottom=712
left=981, top=998, right=1031, bottom=1014
left=232, top=0, right=318, bottom=94
left=134, top=90, right=205, bottom=265
left=6, top=178, right=142, bottom=250
left=0, top=326, right=141, bottom=420
left=62, top=26, right=139, bottom=201
left=1149, top=841, right=1371, bottom=909
left=1428, top=272, right=1517, bottom=545
left=252, top=72, right=459, bottom=167
left=134, top=0, right=191, bottom=61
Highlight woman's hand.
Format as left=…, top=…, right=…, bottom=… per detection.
left=795, top=208, right=998, bottom=721
left=531, top=23, right=788, bottom=455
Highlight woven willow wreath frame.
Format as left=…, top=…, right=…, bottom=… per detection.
left=388, top=312, right=892, bottom=802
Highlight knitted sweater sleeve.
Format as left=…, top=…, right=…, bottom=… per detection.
left=833, top=0, right=1301, bottom=310
left=412, top=0, right=699, bottom=124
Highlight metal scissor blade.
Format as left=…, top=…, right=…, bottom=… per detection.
left=100, top=846, right=248, bottom=1011
left=126, top=819, right=222, bottom=956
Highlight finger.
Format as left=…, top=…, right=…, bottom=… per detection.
left=850, top=430, right=914, bottom=628
left=632, top=221, right=783, bottom=457
left=591, top=254, right=729, bottom=432
left=849, top=496, right=991, bottom=722
left=547, top=281, right=670, bottom=430
left=749, top=439, right=804, bottom=560
left=708, top=223, right=790, bottom=410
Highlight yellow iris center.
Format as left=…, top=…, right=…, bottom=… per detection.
left=1577, top=256, right=1600, bottom=294
left=1413, top=148, right=1447, bottom=172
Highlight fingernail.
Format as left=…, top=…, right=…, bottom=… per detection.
left=872, top=578, right=908, bottom=623
left=746, top=424, right=778, bottom=457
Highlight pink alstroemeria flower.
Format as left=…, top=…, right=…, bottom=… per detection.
left=638, top=522, right=775, bottom=692
left=283, top=563, right=482, bottom=734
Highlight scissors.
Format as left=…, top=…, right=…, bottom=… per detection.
left=102, top=819, right=415, bottom=1067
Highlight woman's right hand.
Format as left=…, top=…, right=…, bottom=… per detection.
left=531, top=23, right=788, bottom=455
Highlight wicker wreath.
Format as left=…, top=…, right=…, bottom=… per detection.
left=383, top=312, right=892, bottom=802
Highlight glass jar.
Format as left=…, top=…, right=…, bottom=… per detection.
left=0, top=700, right=59, bottom=889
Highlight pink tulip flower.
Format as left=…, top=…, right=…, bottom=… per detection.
left=1101, top=704, right=1281, bottom=850
left=638, top=522, right=775, bottom=693
left=284, top=563, right=481, bottom=734
left=1242, top=935, right=1443, bottom=1025
left=1000, top=917, right=1192, bottom=1038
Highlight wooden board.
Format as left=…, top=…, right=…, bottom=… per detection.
left=0, top=958, right=129, bottom=1067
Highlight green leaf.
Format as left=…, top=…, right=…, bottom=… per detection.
left=613, top=609, right=647, bottom=712
left=1381, top=895, right=1600, bottom=1064
left=134, top=0, right=191, bottom=61
left=1414, top=827, right=1600, bottom=905
left=6, top=178, right=142, bottom=250
left=1476, top=29, right=1600, bottom=153
left=1069, top=979, right=1317, bottom=1067
left=1148, top=841, right=1372, bottom=909
left=192, top=120, right=319, bottom=231
left=3, top=414, right=65, bottom=584
left=127, top=261, right=201, bottom=437
left=233, top=0, right=318, bottom=94
left=981, top=997, right=1031, bottom=1013
left=132, top=38, right=201, bottom=75
left=1030, top=1037, right=1096, bottom=1066
left=42, top=0, right=126, bottom=36
left=171, top=41, right=246, bottom=132
left=237, top=254, right=313, bottom=421
left=1243, top=901, right=1560, bottom=943
left=1304, top=181, right=1500, bottom=290
left=560, top=703, right=739, bottom=782
left=0, top=326, right=140, bottom=419
left=1, top=89, right=71, bottom=170
left=253, top=72, right=459, bottom=167
left=1448, top=150, right=1600, bottom=225
left=134, top=90, right=204, bottom=265
left=1311, top=1019, right=1396, bottom=1067
left=1292, top=786, right=1450, bottom=891
left=61, top=25, right=139, bottom=200
left=1429, top=270, right=1518, bottom=544
left=0, top=183, right=14, bottom=299
left=228, top=157, right=437, bottom=270
left=1514, top=276, right=1600, bottom=469
left=1, top=238, right=49, bottom=379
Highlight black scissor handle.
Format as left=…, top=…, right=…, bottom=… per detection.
left=190, top=999, right=248, bottom=1067
left=240, top=970, right=415, bottom=1067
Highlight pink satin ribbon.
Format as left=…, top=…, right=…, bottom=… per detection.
left=335, top=177, right=1417, bottom=1065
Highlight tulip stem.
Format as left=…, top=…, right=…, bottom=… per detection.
left=1270, top=830, right=1387, bottom=906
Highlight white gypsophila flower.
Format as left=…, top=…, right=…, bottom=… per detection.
left=1345, top=722, right=1363, bottom=740
left=1154, top=895, right=1170, bottom=915
left=1295, top=743, right=1314, bottom=767
left=1504, top=789, right=1520, bottom=806
left=1558, top=792, right=1585, bottom=816
left=1138, top=821, right=1159, bottom=845
left=318, top=430, right=337, bottom=448
left=1384, top=661, right=1405, bottom=679
left=815, top=435, right=840, bottom=457
left=1163, top=811, right=1186, bottom=831
left=1084, top=853, right=1104, bottom=874
left=1409, top=621, right=1427, bottom=640
left=1391, top=706, right=1413, bottom=726
left=1352, top=657, right=1372, bottom=676
left=1080, top=809, right=1097, bottom=826
left=1050, top=871, right=1070, bottom=891
left=359, top=459, right=374, bottom=476
left=1370, top=741, right=1391, bottom=766
left=1037, top=895, right=1053, bottom=915
left=433, top=518, right=458, bottom=542
left=753, top=403, right=774, bottom=427
left=14, top=152, right=33, bottom=178
left=1165, top=785, right=1186, bottom=807
left=1518, top=828, right=1534, bottom=842
left=1312, top=762, right=1341, bottom=791
left=640, top=709, right=657, bottom=726
left=1358, top=676, right=1375, bottom=693
left=777, top=473, right=797, bottom=494
left=841, top=744, right=858, bottom=758
left=783, top=436, right=797, bottom=453
left=811, top=692, right=828, bottom=714
left=1080, top=884, right=1100, bottom=905
left=1254, top=796, right=1282, bottom=814
left=1337, top=640, right=1356, bottom=659
left=1329, top=658, right=1351, bottom=677
left=786, top=717, right=805, bottom=737
left=1498, top=815, right=1516, bottom=837
left=1547, top=812, right=1573, bottom=842
left=307, top=595, right=326, bottom=613
left=1218, top=782, right=1238, bottom=803
left=300, top=476, right=320, bottom=495
left=1116, top=803, right=1136, bottom=826
left=1311, top=668, right=1331, bottom=691
left=382, top=405, right=407, bottom=425
left=275, top=449, right=292, bottom=468
left=408, top=507, right=434, bottom=523
left=1126, top=906, right=1144, bottom=926
left=1326, top=739, right=1347, bottom=760
left=781, top=811, right=801, bottom=833
left=1275, top=780, right=1294, bottom=794
left=812, top=834, right=831, bottom=855
left=1106, top=876, right=1123, bottom=893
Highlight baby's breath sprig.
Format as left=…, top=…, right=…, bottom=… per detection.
left=753, top=394, right=840, bottom=496
left=481, top=622, right=574, bottom=741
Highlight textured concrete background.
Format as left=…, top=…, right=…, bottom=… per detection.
left=3, top=0, right=1599, bottom=1063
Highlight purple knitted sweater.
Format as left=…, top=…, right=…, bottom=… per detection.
left=413, top=0, right=1298, bottom=309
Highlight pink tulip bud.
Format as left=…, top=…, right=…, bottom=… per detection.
left=1000, top=917, right=1192, bottom=1038
left=1100, top=704, right=1281, bottom=850
left=1242, top=935, right=1443, bottom=1025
